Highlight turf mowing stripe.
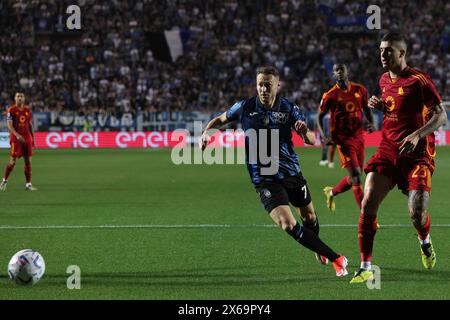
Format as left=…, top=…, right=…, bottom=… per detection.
left=0, top=224, right=450, bottom=230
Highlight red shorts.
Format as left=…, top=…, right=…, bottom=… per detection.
left=336, top=137, right=365, bottom=170
left=364, top=145, right=434, bottom=193
left=10, top=140, right=33, bottom=158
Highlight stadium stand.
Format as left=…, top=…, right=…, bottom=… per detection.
left=0, top=0, right=448, bottom=115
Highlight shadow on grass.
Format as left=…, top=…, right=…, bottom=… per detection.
left=379, top=266, right=450, bottom=281
left=30, top=264, right=343, bottom=288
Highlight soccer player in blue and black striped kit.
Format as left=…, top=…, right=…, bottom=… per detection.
left=199, top=66, right=348, bottom=277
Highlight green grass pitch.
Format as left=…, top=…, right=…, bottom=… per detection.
left=0, top=146, right=449, bottom=299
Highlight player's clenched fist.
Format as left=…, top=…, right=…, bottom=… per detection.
left=198, top=132, right=210, bottom=151
left=294, top=120, right=308, bottom=135
left=368, top=96, right=384, bottom=111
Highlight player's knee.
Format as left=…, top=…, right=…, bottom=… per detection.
left=9, top=158, right=17, bottom=166
left=350, top=174, right=361, bottom=185
left=301, top=210, right=316, bottom=223
left=361, top=192, right=378, bottom=216
left=350, top=168, right=361, bottom=185
left=305, top=212, right=316, bottom=223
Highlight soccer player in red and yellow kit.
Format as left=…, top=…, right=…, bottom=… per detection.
left=317, top=64, right=375, bottom=213
left=0, top=92, right=37, bottom=191
left=350, top=33, right=447, bottom=283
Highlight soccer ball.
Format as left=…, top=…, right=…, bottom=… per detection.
left=8, top=249, right=45, bottom=286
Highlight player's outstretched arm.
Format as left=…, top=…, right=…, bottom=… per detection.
left=199, top=112, right=231, bottom=151
left=399, top=103, right=447, bottom=155
left=294, top=120, right=315, bottom=145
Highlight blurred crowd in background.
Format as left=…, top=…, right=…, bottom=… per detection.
left=0, top=0, right=449, bottom=115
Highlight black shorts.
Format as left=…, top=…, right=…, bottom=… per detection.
left=254, top=174, right=312, bottom=213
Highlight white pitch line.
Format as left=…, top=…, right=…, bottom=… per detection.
left=0, top=224, right=449, bottom=230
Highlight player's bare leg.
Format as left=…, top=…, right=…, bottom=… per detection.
left=1, top=156, right=17, bottom=191
left=350, top=172, right=390, bottom=283
left=293, top=203, right=327, bottom=264
left=319, top=144, right=328, bottom=166
left=270, top=205, right=348, bottom=276
left=328, top=145, right=336, bottom=168
left=24, top=156, right=37, bottom=191
left=408, top=190, right=435, bottom=269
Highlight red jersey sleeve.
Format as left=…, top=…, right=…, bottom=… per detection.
left=28, top=108, right=33, bottom=123
left=319, top=91, right=333, bottom=113
left=421, top=74, right=442, bottom=108
left=361, top=86, right=368, bottom=109
left=6, top=107, right=13, bottom=121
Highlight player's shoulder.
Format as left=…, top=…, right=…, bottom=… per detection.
left=322, top=84, right=338, bottom=99
left=7, top=105, right=16, bottom=113
left=379, top=72, right=390, bottom=83
left=279, top=97, right=301, bottom=113
left=280, top=96, right=294, bottom=107
left=403, top=66, right=433, bottom=86
left=228, top=97, right=256, bottom=116
left=350, top=81, right=367, bottom=92
left=242, top=96, right=258, bottom=111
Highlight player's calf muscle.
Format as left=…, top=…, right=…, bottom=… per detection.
left=408, top=190, right=429, bottom=223
left=298, top=203, right=316, bottom=222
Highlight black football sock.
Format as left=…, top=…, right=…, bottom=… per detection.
left=302, top=217, right=319, bottom=235
left=288, top=222, right=339, bottom=261
left=321, top=146, right=327, bottom=161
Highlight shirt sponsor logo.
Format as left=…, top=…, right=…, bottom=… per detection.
left=385, top=96, right=395, bottom=112
left=269, top=112, right=289, bottom=124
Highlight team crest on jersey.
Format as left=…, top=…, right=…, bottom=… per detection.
left=345, top=102, right=356, bottom=113
left=354, top=92, right=361, bottom=98
left=269, top=112, right=289, bottom=124
left=385, top=96, right=395, bottom=112
left=398, top=87, right=404, bottom=95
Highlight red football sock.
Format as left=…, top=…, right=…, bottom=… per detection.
left=332, top=176, right=352, bottom=196
left=358, top=213, right=378, bottom=262
left=413, top=214, right=431, bottom=241
left=24, top=163, right=32, bottom=183
left=329, top=145, right=336, bottom=163
left=3, top=163, right=15, bottom=180
left=352, top=184, right=364, bottom=209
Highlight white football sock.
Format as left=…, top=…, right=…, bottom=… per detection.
left=361, top=261, right=371, bottom=270
left=419, top=234, right=430, bottom=246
